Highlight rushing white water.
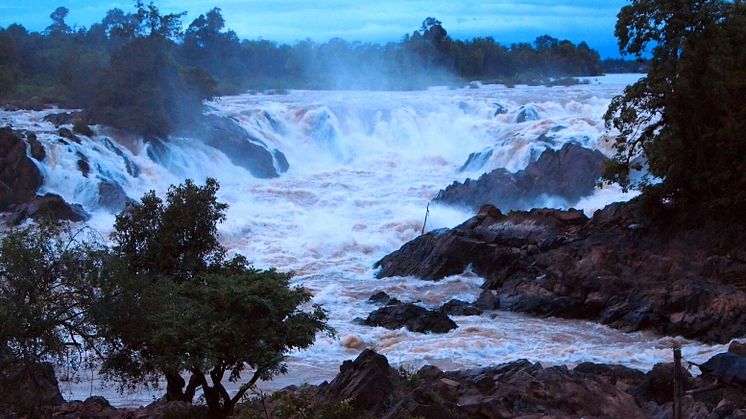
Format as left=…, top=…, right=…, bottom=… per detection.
left=0, top=74, right=733, bottom=407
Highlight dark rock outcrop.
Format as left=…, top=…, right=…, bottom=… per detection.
left=9, top=193, right=89, bottom=224
left=182, top=115, right=288, bottom=178
left=439, top=299, right=483, bottom=316
left=43, top=111, right=86, bottom=127
left=317, top=349, right=399, bottom=412
left=436, top=142, right=607, bottom=211
left=375, top=201, right=746, bottom=343
left=97, top=181, right=131, bottom=212
left=515, top=105, right=541, bottom=122
left=363, top=303, right=457, bottom=333
left=699, top=353, right=746, bottom=385
left=0, top=127, right=43, bottom=210
left=368, top=291, right=400, bottom=306
left=26, top=133, right=45, bottom=161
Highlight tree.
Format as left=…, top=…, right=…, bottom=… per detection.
left=46, top=7, right=71, bottom=35
left=94, top=179, right=331, bottom=418
left=604, top=0, right=746, bottom=210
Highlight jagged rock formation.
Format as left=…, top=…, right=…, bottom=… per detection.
left=0, top=127, right=88, bottom=224
left=436, top=142, right=607, bottom=211
left=363, top=303, right=457, bottom=333
left=375, top=201, right=746, bottom=343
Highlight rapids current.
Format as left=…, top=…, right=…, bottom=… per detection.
left=0, top=74, right=733, bottom=406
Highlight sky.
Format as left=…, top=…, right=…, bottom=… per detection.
left=0, top=1, right=630, bottom=58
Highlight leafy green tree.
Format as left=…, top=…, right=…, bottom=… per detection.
left=94, top=179, right=331, bottom=418
left=0, top=223, right=104, bottom=369
left=604, top=0, right=746, bottom=210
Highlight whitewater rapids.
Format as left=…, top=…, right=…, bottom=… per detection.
left=0, top=74, right=733, bottom=406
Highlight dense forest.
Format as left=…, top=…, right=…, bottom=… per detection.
left=0, top=2, right=626, bottom=136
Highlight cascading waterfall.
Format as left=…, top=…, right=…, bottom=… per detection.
left=0, top=74, right=730, bottom=407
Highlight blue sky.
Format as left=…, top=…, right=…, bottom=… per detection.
left=0, top=1, right=629, bottom=57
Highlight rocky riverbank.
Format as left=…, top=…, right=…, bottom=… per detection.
left=375, top=200, right=746, bottom=343
left=8, top=344, right=745, bottom=418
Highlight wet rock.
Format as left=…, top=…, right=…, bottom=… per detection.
left=458, top=149, right=493, bottom=172
left=474, top=289, right=500, bottom=310
left=493, top=103, right=508, bottom=116
left=368, top=291, right=400, bottom=305
left=0, top=127, right=43, bottom=211
left=436, top=142, right=607, bottom=212
left=375, top=199, right=746, bottom=343
left=76, top=151, right=90, bottom=177
left=58, top=127, right=81, bottom=144
left=515, top=105, right=540, bottom=122
left=317, top=349, right=399, bottom=412
left=26, top=133, right=45, bottom=161
left=699, top=353, right=746, bottom=385
left=98, top=181, right=131, bottom=212
left=9, top=193, right=88, bottom=224
left=636, top=363, right=694, bottom=405
left=730, top=341, right=746, bottom=358
left=43, top=111, right=85, bottom=127
left=363, top=303, right=457, bottom=333
left=439, top=299, right=482, bottom=316
left=449, top=360, right=645, bottom=418
left=181, top=114, right=288, bottom=178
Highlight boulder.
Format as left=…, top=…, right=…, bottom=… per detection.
left=730, top=341, right=746, bottom=358
left=698, top=353, right=746, bottom=385
left=368, top=291, right=400, bottom=305
left=26, top=133, right=45, bottom=161
left=436, top=142, right=608, bottom=212
left=43, top=111, right=85, bottom=127
left=439, top=299, right=483, bottom=316
left=317, top=349, right=399, bottom=412
left=363, top=303, right=457, bottom=333
left=180, top=115, right=288, bottom=178
left=98, top=181, right=131, bottom=212
left=515, top=105, right=541, bottom=122
left=0, top=127, right=43, bottom=211
left=9, top=193, right=88, bottom=224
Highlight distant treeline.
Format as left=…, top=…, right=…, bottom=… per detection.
left=0, top=3, right=631, bottom=136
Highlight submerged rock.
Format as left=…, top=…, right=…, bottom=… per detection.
left=439, top=299, right=483, bottom=316
left=363, top=303, right=457, bottom=333
left=436, top=142, right=607, bottom=211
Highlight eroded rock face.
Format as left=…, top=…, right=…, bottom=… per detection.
left=317, top=349, right=399, bottom=412
left=9, top=193, right=89, bottom=224
left=0, top=127, right=43, bottom=210
left=375, top=201, right=746, bottom=343
left=436, top=142, right=607, bottom=211
left=181, top=115, right=288, bottom=178
left=363, top=303, right=457, bottom=333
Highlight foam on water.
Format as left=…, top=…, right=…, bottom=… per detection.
left=1, top=74, right=733, bottom=407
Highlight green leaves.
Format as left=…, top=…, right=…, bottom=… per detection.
left=604, top=1, right=746, bottom=211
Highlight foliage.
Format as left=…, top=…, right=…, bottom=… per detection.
left=93, top=178, right=331, bottom=417
left=1, top=6, right=605, bottom=121
left=603, top=0, right=746, bottom=210
left=0, top=223, right=105, bottom=370
left=237, top=388, right=354, bottom=419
